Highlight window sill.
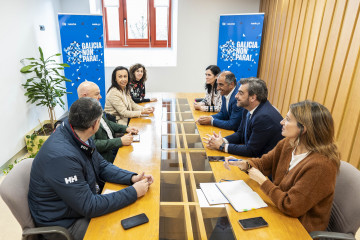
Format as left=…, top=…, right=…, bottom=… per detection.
left=104, top=46, right=177, bottom=67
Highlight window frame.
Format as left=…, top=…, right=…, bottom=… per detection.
left=102, top=0, right=172, bottom=48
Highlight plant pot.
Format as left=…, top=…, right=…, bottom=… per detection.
left=24, top=120, right=51, bottom=156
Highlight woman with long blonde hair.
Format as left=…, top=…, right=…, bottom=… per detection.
left=224, top=100, right=340, bottom=232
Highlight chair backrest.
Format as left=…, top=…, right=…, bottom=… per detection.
left=327, top=160, right=360, bottom=235
left=0, top=158, right=35, bottom=230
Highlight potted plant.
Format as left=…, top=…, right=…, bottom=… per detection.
left=20, top=46, right=71, bottom=154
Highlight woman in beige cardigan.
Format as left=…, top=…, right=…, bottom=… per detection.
left=105, top=66, right=154, bottom=125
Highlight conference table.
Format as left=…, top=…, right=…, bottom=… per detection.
left=84, top=93, right=311, bottom=240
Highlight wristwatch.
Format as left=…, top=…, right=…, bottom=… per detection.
left=219, top=142, right=225, bottom=151
left=240, top=161, right=252, bottom=173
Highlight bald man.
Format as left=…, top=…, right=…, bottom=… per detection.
left=197, top=71, right=243, bottom=131
left=77, top=81, right=138, bottom=163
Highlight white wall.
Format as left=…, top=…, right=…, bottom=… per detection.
left=104, top=0, right=261, bottom=93
left=60, top=0, right=90, bottom=14
left=0, top=0, right=67, bottom=167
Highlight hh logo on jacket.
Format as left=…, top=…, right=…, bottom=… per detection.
left=64, top=175, right=78, bottom=184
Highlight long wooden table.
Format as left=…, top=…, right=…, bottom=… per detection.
left=84, top=93, right=311, bottom=240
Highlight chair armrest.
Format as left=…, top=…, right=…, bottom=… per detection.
left=22, top=226, right=73, bottom=240
left=309, top=231, right=355, bottom=240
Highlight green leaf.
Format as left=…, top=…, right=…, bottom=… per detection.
left=39, top=46, right=44, bottom=61
left=20, top=65, right=35, bottom=73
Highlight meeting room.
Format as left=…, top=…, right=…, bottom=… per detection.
left=0, top=0, right=359, bottom=239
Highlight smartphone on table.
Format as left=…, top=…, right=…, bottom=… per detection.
left=238, top=217, right=268, bottom=230
left=121, top=213, right=149, bottom=230
left=208, top=156, right=225, bottom=162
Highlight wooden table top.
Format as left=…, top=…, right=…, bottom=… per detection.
left=84, top=92, right=311, bottom=240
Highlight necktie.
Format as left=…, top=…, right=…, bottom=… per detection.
left=244, top=112, right=251, bottom=145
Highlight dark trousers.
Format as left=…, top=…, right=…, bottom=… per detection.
left=42, top=218, right=90, bottom=240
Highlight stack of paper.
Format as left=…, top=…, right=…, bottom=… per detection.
left=199, top=180, right=267, bottom=212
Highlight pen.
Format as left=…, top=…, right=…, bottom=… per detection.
left=218, top=159, right=242, bottom=162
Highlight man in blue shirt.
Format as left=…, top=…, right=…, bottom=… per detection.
left=204, top=77, right=283, bottom=158
left=197, top=71, right=243, bottom=131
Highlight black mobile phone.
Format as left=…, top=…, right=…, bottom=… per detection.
left=133, top=134, right=140, bottom=142
left=208, top=156, right=225, bottom=161
left=238, top=217, right=268, bottom=230
left=121, top=213, right=149, bottom=230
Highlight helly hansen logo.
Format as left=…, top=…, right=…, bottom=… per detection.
left=80, top=145, right=88, bottom=150
left=64, top=175, right=78, bottom=184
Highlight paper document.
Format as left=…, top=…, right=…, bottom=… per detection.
left=200, top=183, right=229, bottom=205
left=216, top=180, right=268, bottom=212
left=196, top=189, right=225, bottom=208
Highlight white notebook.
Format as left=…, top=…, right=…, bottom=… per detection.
left=200, top=182, right=229, bottom=205
left=215, top=180, right=268, bottom=212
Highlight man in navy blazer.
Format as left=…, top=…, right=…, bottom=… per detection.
left=197, top=71, right=243, bottom=131
left=205, top=77, right=283, bottom=157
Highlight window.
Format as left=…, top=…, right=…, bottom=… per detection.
left=102, top=0, right=172, bottom=48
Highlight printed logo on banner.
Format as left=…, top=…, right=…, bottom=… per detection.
left=217, top=14, right=264, bottom=82
left=58, top=14, right=106, bottom=109
left=64, top=41, right=103, bottom=64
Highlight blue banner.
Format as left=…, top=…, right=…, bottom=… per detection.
left=217, top=13, right=264, bottom=82
left=58, top=14, right=106, bottom=109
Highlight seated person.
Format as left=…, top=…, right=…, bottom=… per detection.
left=77, top=81, right=138, bottom=163
left=205, top=77, right=283, bottom=157
left=223, top=100, right=340, bottom=232
left=197, top=71, right=243, bottom=131
left=28, top=97, right=154, bottom=240
left=129, top=63, right=157, bottom=103
left=104, top=66, right=154, bottom=126
left=194, top=65, right=222, bottom=112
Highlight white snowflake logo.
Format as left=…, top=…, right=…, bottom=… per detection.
left=219, top=40, right=236, bottom=62
left=64, top=41, right=83, bottom=65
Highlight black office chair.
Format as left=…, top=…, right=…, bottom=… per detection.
left=310, top=161, right=360, bottom=240
left=0, top=158, right=73, bottom=240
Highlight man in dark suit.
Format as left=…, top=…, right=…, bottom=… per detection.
left=78, top=81, right=138, bottom=163
left=197, top=71, right=243, bottom=131
left=205, top=77, right=283, bottom=157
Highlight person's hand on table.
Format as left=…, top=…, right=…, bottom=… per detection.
left=248, top=168, right=267, bottom=185
left=193, top=102, right=202, bottom=110
left=223, top=156, right=247, bottom=170
left=197, top=116, right=212, bottom=125
left=132, top=172, right=154, bottom=198
left=142, top=107, right=154, bottom=114
left=120, top=133, right=133, bottom=146
left=126, top=126, right=139, bottom=135
left=203, top=131, right=223, bottom=150
left=132, top=172, right=154, bottom=184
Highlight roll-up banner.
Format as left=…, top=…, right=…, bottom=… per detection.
left=217, top=13, right=264, bottom=82
left=58, top=14, right=106, bottom=109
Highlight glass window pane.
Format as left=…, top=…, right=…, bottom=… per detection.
left=106, top=7, right=120, bottom=41
left=156, top=6, right=168, bottom=40
left=104, top=0, right=119, bottom=7
left=154, top=0, right=169, bottom=7
left=126, top=0, right=148, bottom=39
